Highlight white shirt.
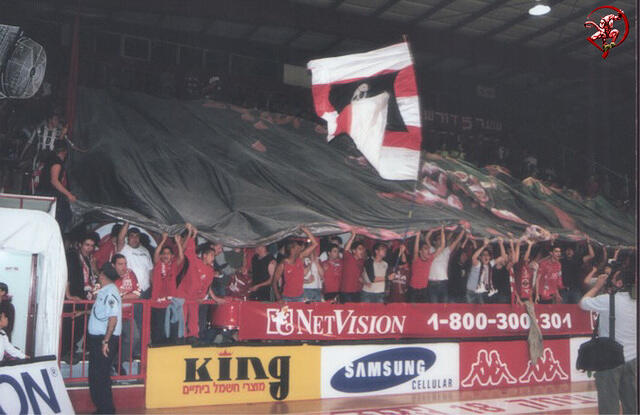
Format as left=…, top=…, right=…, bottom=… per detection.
left=363, top=260, right=387, bottom=294
left=429, top=247, right=451, bottom=281
left=119, top=243, right=153, bottom=291
left=0, top=329, right=26, bottom=360
left=303, top=259, right=323, bottom=290
left=580, top=292, right=637, bottom=362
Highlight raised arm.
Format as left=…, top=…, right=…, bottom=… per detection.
left=154, top=233, right=168, bottom=264
left=449, top=228, right=465, bottom=250
left=471, top=238, right=489, bottom=267
left=413, top=231, right=422, bottom=260
left=299, top=227, right=319, bottom=258
left=344, top=232, right=357, bottom=253
left=272, top=262, right=285, bottom=301
left=183, top=224, right=198, bottom=262
left=433, top=226, right=447, bottom=257
left=498, top=237, right=508, bottom=263
left=116, top=222, right=129, bottom=252
left=523, top=239, right=533, bottom=263
left=174, top=234, right=185, bottom=267
left=510, top=239, right=518, bottom=265
left=582, top=266, right=598, bottom=288
left=582, top=237, right=595, bottom=263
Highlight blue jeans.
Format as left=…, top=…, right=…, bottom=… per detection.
left=561, top=287, right=583, bottom=304
left=427, top=281, right=449, bottom=303
left=283, top=295, right=304, bottom=302
left=303, top=289, right=323, bottom=302
left=466, top=290, right=486, bottom=304
left=361, top=292, right=385, bottom=303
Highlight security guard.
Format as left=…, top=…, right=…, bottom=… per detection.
left=88, top=263, right=122, bottom=414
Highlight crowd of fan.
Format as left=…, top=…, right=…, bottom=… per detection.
left=58, top=220, right=635, bottom=364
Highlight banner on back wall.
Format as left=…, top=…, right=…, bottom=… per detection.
left=459, top=339, right=571, bottom=390
left=145, top=344, right=321, bottom=408
left=321, top=343, right=459, bottom=398
left=238, top=303, right=593, bottom=341
left=0, top=357, right=75, bottom=414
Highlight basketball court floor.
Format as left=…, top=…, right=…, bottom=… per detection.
left=138, top=381, right=597, bottom=414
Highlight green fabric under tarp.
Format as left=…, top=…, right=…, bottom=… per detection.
left=70, top=88, right=634, bottom=247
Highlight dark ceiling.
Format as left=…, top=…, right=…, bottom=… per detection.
left=5, top=0, right=636, bottom=82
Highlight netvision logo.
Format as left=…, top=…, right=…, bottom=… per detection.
left=330, top=347, right=436, bottom=393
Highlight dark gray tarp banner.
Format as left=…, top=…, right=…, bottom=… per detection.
left=70, top=88, right=634, bottom=247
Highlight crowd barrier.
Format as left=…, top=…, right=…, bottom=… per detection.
left=59, top=299, right=595, bottom=404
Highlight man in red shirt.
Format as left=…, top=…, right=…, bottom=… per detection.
left=150, top=233, right=185, bottom=344
left=321, top=244, right=343, bottom=302
left=535, top=245, right=564, bottom=304
left=273, top=227, right=318, bottom=303
left=339, top=232, right=367, bottom=303
left=409, top=227, right=445, bottom=303
left=111, top=253, right=141, bottom=366
left=512, top=239, right=534, bottom=305
left=94, top=224, right=123, bottom=270
left=176, top=224, right=225, bottom=340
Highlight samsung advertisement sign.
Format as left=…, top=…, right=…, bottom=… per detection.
left=321, top=344, right=459, bottom=398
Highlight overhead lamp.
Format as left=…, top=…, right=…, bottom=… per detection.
left=528, top=3, right=551, bottom=16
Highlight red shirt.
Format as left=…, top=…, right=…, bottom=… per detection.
left=514, top=260, right=533, bottom=300
left=94, top=236, right=116, bottom=270
left=115, top=269, right=139, bottom=319
left=322, top=258, right=343, bottom=293
left=537, top=258, right=564, bottom=300
left=340, top=251, right=365, bottom=293
left=151, top=260, right=181, bottom=301
left=177, top=238, right=216, bottom=300
left=410, top=254, right=435, bottom=289
left=282, top=258, right=305, bottom=298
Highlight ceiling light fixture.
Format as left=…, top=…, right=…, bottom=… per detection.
left=529, top=3, right=551, bottom=16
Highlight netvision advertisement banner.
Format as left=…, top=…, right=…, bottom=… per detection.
left=0, top=357, right=75, bottom=414
left=145, top=345, right=320, bottom=408
left=238, top=302, right=593, bottom=341
left=321, top=343, right=459, bottom=398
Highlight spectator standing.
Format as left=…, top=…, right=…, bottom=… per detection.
left=448, top=234, right=471, bottom=303
left=111, top=254, right=140, bottom=366
left=513, top=240, right=534, bottom=305
left=248, top=245, right=276, bottom=302
left=62, top=232, right=98, bottom=363
left=273, top=228, right=318, bottom=303
left=321, top=244, right=343, bottom=302
left=303, top=251, right=324, bottom=302
left=339, top=232, right=367, bottom=303
left=150, top=233, right=184, bottom=344
left=560, top=243, right=589, bottom=304
left=579, top=272, right=637, bottom=414
left=535, top=246, right=564, bottom=304
left=489, top=239, right=510, bottom=304
left=409, top=228, right=444, bottom=303
left=94, top=224, right=123, bottom=270
left=176, top=224, right=224, bottom=340
left=388, top=244, right=409, bottom=303
left=116, top=223, right=153, bottom=300
left=427, top=228, right=465, bottom=303
left=35, top=140, right=76, bottom=231
left=466, top=238, right=505, bottom=304
left=362, top=243, right=393, bottom=303
left=87, top=263, right=122, bottom=414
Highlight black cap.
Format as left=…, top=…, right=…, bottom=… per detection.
left=100, top=263, right=120, bottom=282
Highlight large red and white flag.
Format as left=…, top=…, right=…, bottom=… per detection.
left=308, top=42, right=422, bottom=180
